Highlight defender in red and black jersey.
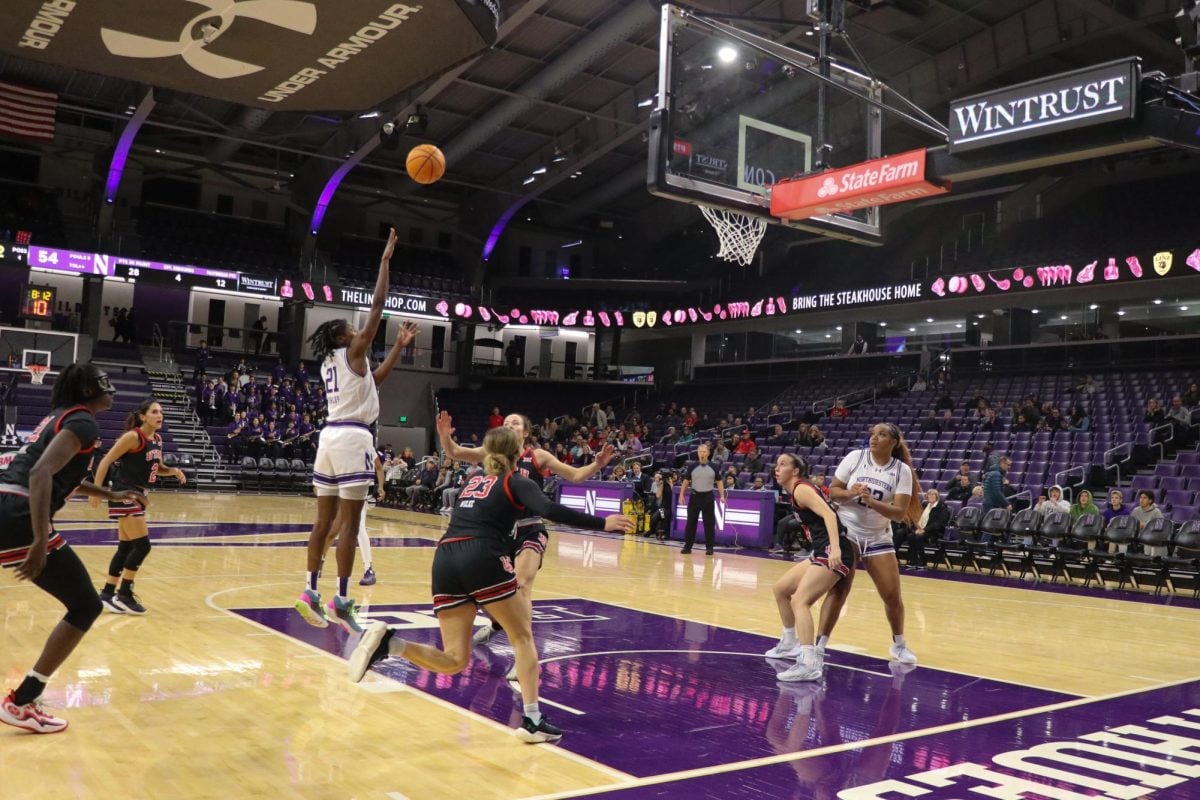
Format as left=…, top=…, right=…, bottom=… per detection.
left=0, top=363, right=145, bottom=735
left=437, top=410, right=616, bottom=649
left=349, top=425, right=634, bottom=744
left=764, top=453, right=856, bottom=684
left=91, top=400, right=186, bottom=615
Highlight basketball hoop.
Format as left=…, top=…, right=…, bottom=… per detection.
left=26, top=364, right=47, bottom=385
left=699, top=205, right=767, bottom=267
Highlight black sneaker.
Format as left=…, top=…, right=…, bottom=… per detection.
left=514, top=715, right=563, bottom=744
left=100, top=594, right=125, bottom=614
left=705, top=548, right=715, bottom=555
left=113, top=592, right=147, bottom=615
left=679, top=548, right=693, bottom=554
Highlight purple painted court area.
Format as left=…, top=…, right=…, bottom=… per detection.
left=235, top=599, right=1074, bottom=778
left=55, top=522, right=435, bottom=548
left=584, top=680, right=1200, bottom=800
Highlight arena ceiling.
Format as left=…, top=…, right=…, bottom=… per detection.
left=0, top=0, right=1190, bottom=240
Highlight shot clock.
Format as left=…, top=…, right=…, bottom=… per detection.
left=19, top=284, right=56, bottom=320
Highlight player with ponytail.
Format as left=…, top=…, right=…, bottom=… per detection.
left=90, top=398, right=185, bottom=615
left=821, top=422, right=922, bottom=665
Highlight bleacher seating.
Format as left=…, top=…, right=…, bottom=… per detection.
left=135, top=204, right=291, bottom=273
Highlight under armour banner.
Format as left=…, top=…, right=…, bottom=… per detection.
left=1, top=0, right=499, bottom=111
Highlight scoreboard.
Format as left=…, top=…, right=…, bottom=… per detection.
left=26, top=246, right=241, bottom=291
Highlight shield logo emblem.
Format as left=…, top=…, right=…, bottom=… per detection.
left=1154, top=251, right=1173, bottom=276
left=646, top=311, right=658, bottom=327
left=633, top=311, right=646, bottom=328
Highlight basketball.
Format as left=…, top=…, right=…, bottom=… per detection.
left=406, top=144, right=446, bottom=185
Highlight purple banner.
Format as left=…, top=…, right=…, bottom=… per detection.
left=672, top=488, right=776, bottom=548
left=558, top=481, right=632, bottom=518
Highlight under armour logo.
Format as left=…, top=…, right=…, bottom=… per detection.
left=816, top=176, right=840, bottom=198
left=101, top=0, right=317, bottom=80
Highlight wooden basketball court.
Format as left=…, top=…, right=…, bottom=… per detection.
left=4, top=493, right=1199, bottom=800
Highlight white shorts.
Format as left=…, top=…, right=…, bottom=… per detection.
left=312, top=422, right=375, bottom=500
left=844, top=526, right=896, bottom=558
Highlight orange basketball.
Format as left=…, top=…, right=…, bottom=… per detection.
left=406, top=144, right=446, bottom=185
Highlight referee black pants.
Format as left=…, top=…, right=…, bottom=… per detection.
left=683, top=491, right=716, bottom=553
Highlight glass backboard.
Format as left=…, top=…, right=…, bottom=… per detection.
left=648, top=3, right=883, bottom=244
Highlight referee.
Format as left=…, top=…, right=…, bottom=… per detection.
left=679, top=442, right=726, bottom=555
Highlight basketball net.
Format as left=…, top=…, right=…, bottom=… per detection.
left=699, top=205, right=767, bottom=267
left=26, top=364, right=47, bottom=385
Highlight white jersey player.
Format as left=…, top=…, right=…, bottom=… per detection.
left=294, top=227, right=418, bottom=634
left=821, top=423, right=923, bottom=665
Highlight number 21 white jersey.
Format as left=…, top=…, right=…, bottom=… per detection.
left=322, top=347, right=379, bottom=424
left=834, top=448, right=913, bottom=538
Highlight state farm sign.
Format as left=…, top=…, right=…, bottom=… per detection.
left=770, top=149, right=948, bottom=221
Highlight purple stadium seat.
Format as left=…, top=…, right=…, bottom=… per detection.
left=1159, top=476, right=1188, bottom=492
left=1154, top=463, right=1181, bottom=478
left=1164, top=490, right=1194, bottom=508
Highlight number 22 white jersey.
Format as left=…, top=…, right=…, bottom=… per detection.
left=833, top=448, right=913, bottom=538
left=322, top=347, right=379, bottom=425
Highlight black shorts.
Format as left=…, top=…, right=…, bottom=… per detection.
left=0, top=493, right=67, bottom=569
left=431, top=537, right=519, bottom=614
left=107, top=482, right=147, bottom=520
left=808, top=530, right=853, bottom=578
left=512, top=517, right=549, bottom=559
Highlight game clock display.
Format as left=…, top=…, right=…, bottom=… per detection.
left=20, top=284, right=56, bottom=320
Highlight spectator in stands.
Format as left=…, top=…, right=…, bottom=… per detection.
left=629, top=461, right=651, bottom=498
left=296, top=413, right=317, bottom=461
left=767, top=424, right=787, bottom=445
left=829, top=399, right=849, bottom=419
left=405, top=458, right=439, bottom=509
left=946, top=473, right=973, bottom=502
left=795, top=423, right=812, bottom=446
left=1068, top=405, right=1091, bottom=432
left=911, top=375, right=928, bottom=392
left=811, top=471, right=828, bottom=497
left=807, top=425, right=827, bottom=450
left=918, top=410, right=940, bottom=433
left=722, top=474, right=737, bottom=491
left=677, top=426, right=696, bottom=445
left=610, top=465, right=626, bottom=482
left=946, top=461, right=972, bottom=488
left=1103, top=490, right=1130, bottom=521
left=295, top=361, right=310, bottom=387
left=192, top=341, right=209, bottom=382
left=570, top=436, right=593, bottom=465
left=245, top=414, right=265, bottom=459
left=225, top=412, right=247, bottom=460
left=733, top=430, right=756, bottom=455
left=1144, top=399, right=1165, bottom=425
left=1011, top=413, right=1034, bottom=433
left=251, top=315, right=268, bottom=356
left=744, top=447, right=764, bottom=475
left=1131, top=490, right=1163, bottom=530
left=751, top=476, right=767, bottom=491
left=487, top=407, right=504, bottom=430
left=710, top=440, right=730, bottom=466
left=970, top=485, right=984, bottom=501
left=1074, top=374, right=1097, bottom=395
left=979, top=408, right=1002, bottom=432
left=651, top=472, right=676, bottom=540
left=1185, top=382, right=1200, bottom=406
left=982, top=456, right=1011, bottom=513
left=1069, top=489, right=1100, bottom=522
left=271, top=357, right=288, bottom=385
left=1167, top=395, right=1196, bottom=448
left=908, top=488, right=949, bottom=570
left=109, top=308, right=126, bottom=341
left=1036, top=485, right=1070, bottom=516
left=264, top=420, right=283, bottom=458
left=589, top=403, right=608, bottom=431
left=847, top=335, right=868, bottom=355
left=626, top=427, right=642, bottom=454
left=935, top=392, right=954, bottom=412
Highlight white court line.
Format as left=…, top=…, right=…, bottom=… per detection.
left=202, top=584, right=631, bottom=784
left=540, top=698, right=586, bottom=716
left=537, top=649, right=892, bottom=679
left=514, top=673, right=1200, bottom=800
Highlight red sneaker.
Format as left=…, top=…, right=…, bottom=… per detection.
left=0, top=690, right=68, bottom=734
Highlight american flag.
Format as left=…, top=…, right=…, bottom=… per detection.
left=0, top=81, right=57, bottom=142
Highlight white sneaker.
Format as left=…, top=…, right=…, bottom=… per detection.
left=764, top=639, right=803, bottom=659
left=888, top=642, right=918, bottom=664
left=776, top=659, right=824, bottom=682
left=472, top=622, right=496, bottom=645
left=348, top=621, right=391, bottom=683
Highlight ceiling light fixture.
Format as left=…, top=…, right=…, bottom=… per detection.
left=1154, top=299, right=1163, bottom=305
left=718, top=46, right=738, bottom=63
left=522, top=176, right=536, bottom=185
left=1088, top=304, right=1099, bottom=310
left=532, top=166, right=547, bottom=175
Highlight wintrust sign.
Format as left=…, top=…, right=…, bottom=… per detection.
left=770, top=149, right=948, bottom=221
left=949, top=58, right=1139, bottom=153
